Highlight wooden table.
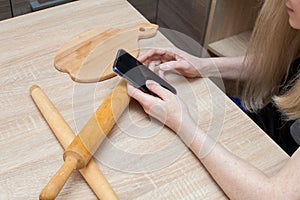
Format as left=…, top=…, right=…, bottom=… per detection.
left=0, top=0, right=289, bottom=199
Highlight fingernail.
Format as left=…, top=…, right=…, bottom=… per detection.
left=127, top=84, right=135, bottom=95
left=146, top=80, right=158, bottom=87
left=149, top=62, right=156, bottom=68
left=159, top=64, right=170, bottom=70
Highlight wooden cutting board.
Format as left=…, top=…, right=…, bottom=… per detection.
left=54, top=23, right=159, bottom=83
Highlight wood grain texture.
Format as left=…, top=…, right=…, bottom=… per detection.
left=30, top=85, right=118, bottom=200
left=204, top=0, right=260, bottom=50
left=0, top=0, right=12, bottom=20
left=54, top=23, right=158, bottom=83
left=0, top=0, right=288, bottom=199
left=11, top=0, right=31, bottom=16
left=208, top=31, right=251, bottom=57
left=39, top=79, right=130, bottom=199
left=11, top=0, right=75, bottom=16
left=127, top=0, right=158, bottom=23
left=157, top=0, right=211, bottom=46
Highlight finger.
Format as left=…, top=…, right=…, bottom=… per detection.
left=146, top=80, right=174, bottom=100
left=162, top=51, right=179, bottom=62
left=158, top=69, right=166, bottom=80
left=127, top=84, right=160, bottom=105
left=159, top=63, right=171, bottom=72
left=148, top=62, right=156, bottom=72
left=127, top=84, right=147, bottom=101
left=138, top=49, right=165, bottom=63
left=159, top=60, right=183, bottom=71
left=127, top=84, right=164, bottom=115
left=153, top=60, right=162, bottom=66
left=139, top=48, right=178, bottom=64
left=140, top=55, right=163, bottom=66
left=160, top=60, right=192, bottom=75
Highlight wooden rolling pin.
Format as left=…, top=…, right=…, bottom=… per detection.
left=30, top=85, right=118, bottom=200
left=39, top=79, right=130, bottom=200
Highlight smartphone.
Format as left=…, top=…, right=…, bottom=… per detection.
left=112, top=49, right=177, bottom=96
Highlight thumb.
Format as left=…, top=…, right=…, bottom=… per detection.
left=146, top=80, right=174, bottom=100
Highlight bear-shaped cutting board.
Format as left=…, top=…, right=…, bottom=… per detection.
left=54, top=23, right=158, bottom=83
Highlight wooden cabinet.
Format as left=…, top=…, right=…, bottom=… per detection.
left=0, top=0, right=12, bottom=20
left=157, top=0, right=211, bottom=47
left=127, top=0, right=211, bottom=56
left=11, top=0, right=32, bottom=17
left=128, top=0, right=261, bottom=57
left=0, top=0, right=77, bottom=19
left=5, top=0, right=260, bottom=58
left=204, top=0, right=261, bottom=57
left=127, top=0, right=157, bottom=23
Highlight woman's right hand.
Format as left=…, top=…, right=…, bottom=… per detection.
left=127, top=80, right=197, bottom=135
left=139, top=48, right=208, bottom=79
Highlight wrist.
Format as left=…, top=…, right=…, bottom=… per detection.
left=198, top=58, right=220, bottom=78
left=176, top=119, right=199, bottom=146
left=186, top=56, right=221, bottom=78
left=176, top=121, right=217, bottom=159
left=210, top=56, right=245, bottom=80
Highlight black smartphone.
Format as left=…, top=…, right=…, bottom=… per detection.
left=112, top=49, right=177, bottom=96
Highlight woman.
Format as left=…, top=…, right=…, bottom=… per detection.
left=127, top=0, right=300, bottom=199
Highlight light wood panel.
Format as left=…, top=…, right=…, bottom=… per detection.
left=54, top=23, right=158, bottom=82
left=0, top=0, right=288, bottom=199
left=204, top=0, right=261, bottom=56
left=30, top=85, right=118, bottom=199
left=208, top=31, right=251, bottom=57
left=0, top=0, right=12, bottom=20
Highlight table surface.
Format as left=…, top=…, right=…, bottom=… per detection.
left=0, top=0, right=289, bottom=199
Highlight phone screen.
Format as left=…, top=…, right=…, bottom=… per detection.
left=113, top=49, right=177, bottom=96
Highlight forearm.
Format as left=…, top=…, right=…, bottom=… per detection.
left=208, top=56, right=246, bottom=80
left=185, top=55, right=246, bottom=80
left=128, top=73, right=299, bottom=199
left=177, top=123, right=275, bottom=200
left=198, top=138, right=273, bottom=200
left=187, top=56, right=247, bottom=97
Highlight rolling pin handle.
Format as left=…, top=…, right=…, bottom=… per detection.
left=39, top=156, right=78, bottom=200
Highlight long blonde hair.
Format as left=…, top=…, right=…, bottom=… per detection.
left=242, top=0, right=300, bottom=120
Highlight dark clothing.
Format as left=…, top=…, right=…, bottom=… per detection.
left=246, top=58, right=300, bottom=156
left=247, top=104, right=298, bottom=156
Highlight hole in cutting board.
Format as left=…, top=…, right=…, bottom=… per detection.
left=139, top=27, right=146, bottom=32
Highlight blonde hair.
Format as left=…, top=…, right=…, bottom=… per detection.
left=242, top=0, right=300, bottom=120
left=274, top=78, right=300, bottom=120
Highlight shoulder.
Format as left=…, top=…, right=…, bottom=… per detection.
left=291, top=120, right=300, bottom=146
